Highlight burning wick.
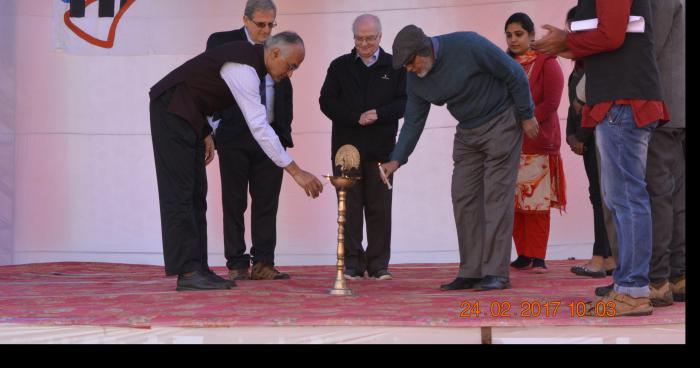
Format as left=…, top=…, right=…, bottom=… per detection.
left=323, top=174, right=332, bottom=186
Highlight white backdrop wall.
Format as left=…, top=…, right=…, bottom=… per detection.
left=0, top=0, right=16, bottom=265
left=6, top=0, right=588, bottom=267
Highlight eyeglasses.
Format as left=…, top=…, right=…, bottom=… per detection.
left=249, top=20, right=277, bottom=29
left=354, top=34, right=379, bottom=43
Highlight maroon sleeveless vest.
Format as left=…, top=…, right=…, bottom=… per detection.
left=150, top=42, right=267, bottom=135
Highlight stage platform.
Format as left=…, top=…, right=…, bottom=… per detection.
left=0, top=261, right=685, bottom=344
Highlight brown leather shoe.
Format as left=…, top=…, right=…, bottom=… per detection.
left=585, top=290, right=653, bottom=317
left=670, top=274, right=685, bottom=302
left=650, top=280, right=674, bottom=307
left=251, top=262, right=290, bottom=280
left=228, top=267, right=250, bottom=281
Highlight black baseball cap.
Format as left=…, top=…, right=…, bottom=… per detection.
left=392, top=25, right=431, bottom=69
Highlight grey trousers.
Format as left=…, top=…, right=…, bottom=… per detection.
left=452, top=107, right=522, bottom=279
left=646, top=127, right=686, bottom=282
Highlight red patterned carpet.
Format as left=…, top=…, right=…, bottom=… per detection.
left=0, top=261, right=684, bottom=329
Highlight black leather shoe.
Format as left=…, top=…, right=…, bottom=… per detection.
left=202, top=268, right=236, bottom=288
left=176, top=270, right=232, bottom=291
left=474, top=275, right=510, bottom=291
left=510, top=255, right=532, bottom=270
left=440, top=277, right=481, bottom=291
left=595, top=283, right=614, bottom=297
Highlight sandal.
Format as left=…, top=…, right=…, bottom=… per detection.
left=570, top=265, right=606, bottom=278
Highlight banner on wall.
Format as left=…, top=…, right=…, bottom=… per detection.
left=53, top=0, right=144, bottom=55
left=52, top=0, right=238, bottom=56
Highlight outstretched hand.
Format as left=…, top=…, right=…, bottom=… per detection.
left=531, top=24, right=569, bottom=55
left=285, top=161, right=323, bottom=198
left=379, top=160, right=400, bottom=185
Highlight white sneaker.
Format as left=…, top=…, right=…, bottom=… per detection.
left=344, top=272, right=363, bottom=280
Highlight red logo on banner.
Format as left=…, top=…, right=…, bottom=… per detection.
left=63, top=0, right=136, bottom=49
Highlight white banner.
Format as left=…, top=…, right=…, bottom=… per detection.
left=52, top=0, right=241, bottom=56
left=53, top=0, right=147, bottom=55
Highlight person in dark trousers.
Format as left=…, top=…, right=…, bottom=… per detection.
left=645, top=0, right=685, bottom=306
left=380, top=25, right=538, bottom=292
left=319, top=14, right=406, bottom=280
left=563, top=6, right=616, bottom=279
left=149, top=32, right=323, bottom=291
left=206, top=0, right=295, bottom=281
left=532, top=0, right=669, bottom=316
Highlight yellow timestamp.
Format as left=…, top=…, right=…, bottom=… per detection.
left=459, top=300, right=617, bottom=318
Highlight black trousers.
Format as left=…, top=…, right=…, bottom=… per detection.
left=582, top=134, right=612, bottom=258
left=334, top=160, right=393, bottom=275
left=647, top=127, right=685, bottom=282
left=218, top=140, right=283, bottom=269
left=150, top=90, right=209, bottom=276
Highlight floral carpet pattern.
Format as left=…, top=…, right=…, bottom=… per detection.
left=0, top=261, right=684, bottom=328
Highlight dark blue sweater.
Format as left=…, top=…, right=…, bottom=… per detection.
left=390, top=32, right=534, bottom=165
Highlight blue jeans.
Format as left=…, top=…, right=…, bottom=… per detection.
left=595, top=105, right=656, bottom=298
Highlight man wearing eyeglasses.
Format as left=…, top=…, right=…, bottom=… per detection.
left=380, top=25, right=538, bottom=292
left=149, top=30, right=322, bottom=292
left=205, top=0, right=295, bottom=282
left=319, top=14, right=407, bottom=280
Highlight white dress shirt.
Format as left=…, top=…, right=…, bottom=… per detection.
left=207, top=27, right=288, bottom=167
left=244, top=27, right=275, bottom=122
left=219, top=62, right=292, bottom=168
left=208, top=28, right=275, bottom=133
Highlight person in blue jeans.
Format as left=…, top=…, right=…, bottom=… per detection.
left=532, top=0, right=669, bottom=316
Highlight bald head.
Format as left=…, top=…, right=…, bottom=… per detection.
left=264, top=31, right=305, bottom=82
left=264, top=31, right=304, bottom=58
left=352, top=14, right=382, bottom=34
left=352, top=14, right=382, bottom=61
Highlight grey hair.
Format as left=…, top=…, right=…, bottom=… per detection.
left=264, top=31, right=305, bottom=57
left=244, top=0, right=277, bottom=18
left=352, top=14, right=382, bottom=34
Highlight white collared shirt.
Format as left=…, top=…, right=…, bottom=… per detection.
left=218, top=62, right=292, bottom=168
left=356, top=48, right=380, bottom=67
left=244, top=27, right=275, bottom=122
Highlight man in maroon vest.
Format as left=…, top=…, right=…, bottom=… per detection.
left=149, top=32, right=323, bottom=291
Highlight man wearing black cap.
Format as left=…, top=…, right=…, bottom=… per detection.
left=379, top=25, right=539, bottom=291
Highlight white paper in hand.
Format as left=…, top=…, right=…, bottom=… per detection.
left=571, top=15, right=644, bottom=33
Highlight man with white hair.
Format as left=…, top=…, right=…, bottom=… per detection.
left=319, top=14, right=406, bottom=280
left=149, top=31, right=323, bottom=291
